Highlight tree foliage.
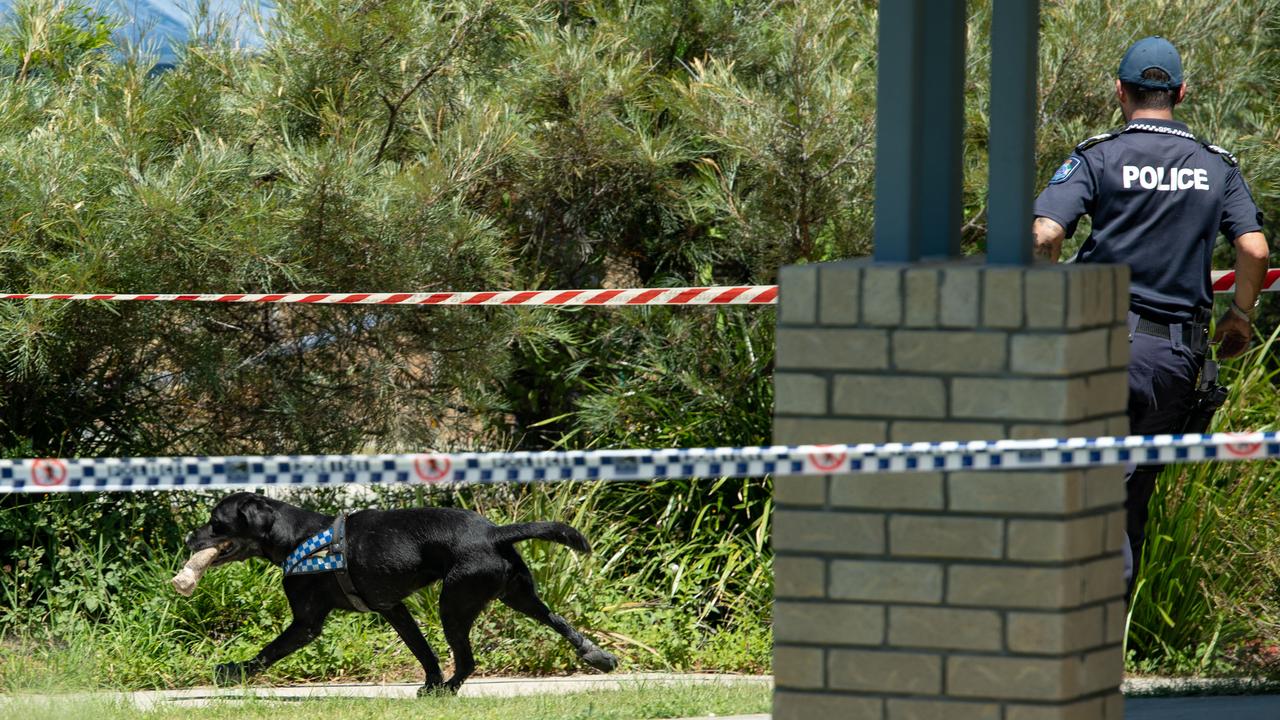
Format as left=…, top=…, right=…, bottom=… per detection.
left=1, top=0, right=1280, bottom=673
left=1, top=0, right=1270, bottom=456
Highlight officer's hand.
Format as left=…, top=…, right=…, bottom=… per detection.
left=1213, top=311, right=1253, bottom=359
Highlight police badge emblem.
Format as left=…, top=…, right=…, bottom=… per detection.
left=1050, top=156, right=1081, bottom=184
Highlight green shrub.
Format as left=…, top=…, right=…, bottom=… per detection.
left=1128, top=326, right=1280, bottom=675
left=1, top=0, right=1280, bottom=687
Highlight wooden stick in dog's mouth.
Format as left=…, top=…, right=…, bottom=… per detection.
left=171, top=543, right=229, bottom=597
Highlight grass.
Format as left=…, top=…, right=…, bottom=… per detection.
left=0, top=613, right=770, bottom=693
left=0, top=683, right=772, bottom=720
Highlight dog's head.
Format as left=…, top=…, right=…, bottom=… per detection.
left=186, top=492, right=278, bottom=566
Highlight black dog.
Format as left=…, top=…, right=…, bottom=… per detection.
left=186, top=492, right=617, bottom=693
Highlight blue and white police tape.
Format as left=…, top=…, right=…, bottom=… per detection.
left=3, top=431, right=1277, bottom=493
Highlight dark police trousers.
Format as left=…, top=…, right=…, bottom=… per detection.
left=1122, top=310, right=1204, bottom=598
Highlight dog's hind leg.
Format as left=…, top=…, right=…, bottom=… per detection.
left=379, top=603, right=447, bottom=695
left=438, top=573, right=499, bottom=692
left=499, top=565, right=618, bottom=673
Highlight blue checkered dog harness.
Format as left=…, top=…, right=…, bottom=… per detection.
left=282, top=510, right=371, bottom=612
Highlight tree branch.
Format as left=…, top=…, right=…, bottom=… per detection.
left=374, top=4, right=492, bottom=163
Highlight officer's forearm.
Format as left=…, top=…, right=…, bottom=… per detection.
left=1032, top=217, right=1066, bottom=262
left=1232, top=231, right=1269, bottom=311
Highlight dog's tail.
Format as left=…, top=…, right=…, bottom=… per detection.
left=489, top=522, right=592, bottom=555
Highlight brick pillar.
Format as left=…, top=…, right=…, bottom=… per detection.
left=773, top=259, right=1130, bottom=720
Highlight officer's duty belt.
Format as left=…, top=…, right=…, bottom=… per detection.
left=1134, top=313, right=1210, bottom=355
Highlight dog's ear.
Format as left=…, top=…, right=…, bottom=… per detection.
left=237, top=494, right=276, bottom=535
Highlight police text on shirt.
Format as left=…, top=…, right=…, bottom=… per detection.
left=1122, top=165, right=1209, bottom=191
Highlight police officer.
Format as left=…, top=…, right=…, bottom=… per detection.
left=1031, top=36, right=1269, bottom=597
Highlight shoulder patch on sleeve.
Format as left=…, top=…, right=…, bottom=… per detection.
left=1049, top=155, right=1082, bottom=184
left=1074, top=131, right=1117, bottom=153
left=1202, top=142, right=1238, bottom=167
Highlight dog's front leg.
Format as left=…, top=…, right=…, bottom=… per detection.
left=379, top=603, right=447, bottom=695
left=215, top=610, right=330, bottom=685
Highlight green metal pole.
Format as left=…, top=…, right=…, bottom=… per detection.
left=917, top=0, right=967, bottom=259
left=987, top=0, right=1039, bottom=265
left=873, top=0, right=925, bottom=262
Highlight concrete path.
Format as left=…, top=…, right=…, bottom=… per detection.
left=667, top=697, right=1280, bottom=720
left=668, top=697, right=1280, bottom=720
left=13, top=673, right=1280, bottom=719
left=668, top=699, right=1280, bottom=720
left=5, top=673, right=771, bottom=712
left=1122, top=677, right=1280, bottom=719
left=1125, top=695, right=1280, bottom=719
left=675, top=696, right=1280, bottom=717
left=680, top=697, right=1280, bottom=720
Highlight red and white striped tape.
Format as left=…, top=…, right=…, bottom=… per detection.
left=0, top=286, right=777, bottom=307
left=0, top=269, right=1272, bottom=307
left=1211, top=268, right=1280, bottom=294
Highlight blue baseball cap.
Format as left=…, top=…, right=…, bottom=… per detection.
left=1118, top=36, right=1183, bottom=90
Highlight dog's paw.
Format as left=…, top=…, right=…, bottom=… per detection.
left=416, top=682, right=451, bottom=698
left=581, top=647, right=618, bottom=673
left=214, top=661, right=248, bottom=686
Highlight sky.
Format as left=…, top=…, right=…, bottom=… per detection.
left=0, top=0, right=272, bottom=64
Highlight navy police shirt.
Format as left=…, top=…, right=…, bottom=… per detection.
left=1034, top=118, right=1264, bottom=323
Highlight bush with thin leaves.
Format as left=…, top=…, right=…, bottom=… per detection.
left=1127, top=327, right=1280, bottom=674
left=2, top=0, right=1280, bottom=685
